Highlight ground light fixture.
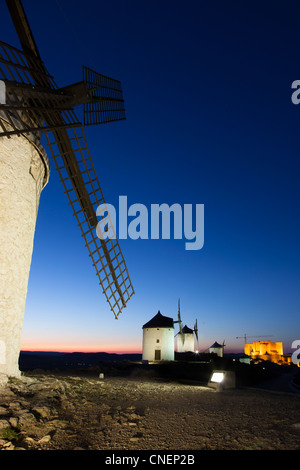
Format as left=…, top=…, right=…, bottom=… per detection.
left=211, top=372, right=224, bottom=383
left=207, top=370, right=236, bottom=391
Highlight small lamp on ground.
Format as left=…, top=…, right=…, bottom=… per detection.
left=208, top=370, right=236, bottom=391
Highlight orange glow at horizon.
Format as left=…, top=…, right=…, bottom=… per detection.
left=20, top=339, right=142, bottom=355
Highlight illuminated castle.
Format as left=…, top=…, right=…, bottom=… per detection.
left=244, top=341, right=292, bottom=365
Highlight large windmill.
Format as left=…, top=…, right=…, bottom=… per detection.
left=0, top=0, right=134, bottom=377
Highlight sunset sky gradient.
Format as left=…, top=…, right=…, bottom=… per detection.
left=1, top=0, right=300, bottom=355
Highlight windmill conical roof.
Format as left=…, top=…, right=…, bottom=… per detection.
left=182, top=325, right=193, bottom=334
left=143, top=311, right=174, bottom=329
left=210, top=341, right=223, bottom=348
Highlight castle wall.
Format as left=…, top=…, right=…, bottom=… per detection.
left=244, top=341, right=286, bottom=364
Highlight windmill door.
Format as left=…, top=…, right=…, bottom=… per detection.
left=155, top=350, right=161, bottom=360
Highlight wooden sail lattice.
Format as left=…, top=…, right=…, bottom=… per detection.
left=0, top=40, right=80, bottom=138
left=83, top=66, right=126, bottom=126
left=44, top=125, right=134, bottom=318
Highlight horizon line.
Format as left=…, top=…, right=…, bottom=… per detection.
left=20, top=348, right=244, bottom=355
left=20, top=349, right=143, bottom=355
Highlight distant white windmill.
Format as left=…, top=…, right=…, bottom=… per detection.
left=175, top=300, right=199, bottom=353
left=209, top=340, right=226, bottom=357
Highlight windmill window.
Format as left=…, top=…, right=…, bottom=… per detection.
left=156, top=339, right=160, bottom=343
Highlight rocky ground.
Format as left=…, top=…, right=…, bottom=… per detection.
left=0, top=370, right=300, bottom=451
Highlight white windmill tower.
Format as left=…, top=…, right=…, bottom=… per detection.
left=177, top=325, right=195, bottom=353
left=209, top=340, right=226, bottom=358
left=176, top=321, right=199, bottom=353
left=142, top=311, right=175, bottom=362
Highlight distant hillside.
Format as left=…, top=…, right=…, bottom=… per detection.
left=19, top=351, right=142, bottom=371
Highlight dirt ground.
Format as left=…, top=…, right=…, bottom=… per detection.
left=0, top=372, right=300, bottom=451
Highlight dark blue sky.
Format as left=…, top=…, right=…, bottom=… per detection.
left=1, top=0, right=299, bottom=353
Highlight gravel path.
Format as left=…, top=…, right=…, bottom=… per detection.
left=0, top=373, right=300, bottom=451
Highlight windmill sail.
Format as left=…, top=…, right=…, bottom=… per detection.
left=83, top=66, right=126, bottom=126
left=194, top=319, right=198, bottom=341
left=44, top=124, right=134, bottom=318
left=0, top=39, right=86, bottom=142
left=1, top=0, right=134, bottom=318
left=177, top=299, right=184, bottom=344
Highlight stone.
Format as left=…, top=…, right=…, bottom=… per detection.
left=0, top=419, right=9, bottom=430
left=22, top=437, right=35, bottom=448
left=8, top=402, right=22, bottom=411
left=0, top=406, right=9, bottom=416
left=128, top=413, right=141, bottom=420
left=9, top=417, right=18, bottom=428
left=18, top=412, right=37, bottom=427
left=31, top=406, right=51, bottom=420
left=38, top=435, right=51, bottom=444
left=19, top=376, right=37, bottom=386
left=2, top=442, right=14, bottom=450
left=0, top=373, right=8, bottom=388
